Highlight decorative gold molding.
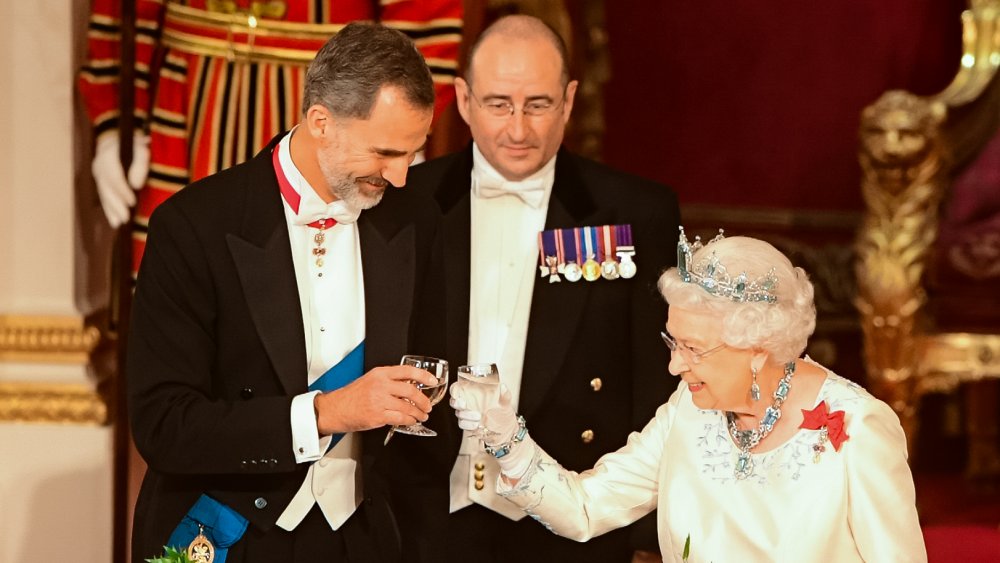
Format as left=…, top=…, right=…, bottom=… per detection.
left=854, top=90, right=948, bottom=444
left=0, top=382, right=107, bottom=425
left=918, top=333, right=1000, bottom=393
left=853, top=2, right=1000, bottom=462
left=0, top=315, right=102, bottom=364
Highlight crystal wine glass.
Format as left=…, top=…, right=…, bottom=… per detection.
left=387, top=355, right=449, bottom=441
left=457, top=363, right=502, bottom=441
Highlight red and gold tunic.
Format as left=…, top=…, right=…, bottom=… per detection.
left=79, top=0, right=462, bottom=274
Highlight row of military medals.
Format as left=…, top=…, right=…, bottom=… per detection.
left=538, top=224, right=636, bottom=283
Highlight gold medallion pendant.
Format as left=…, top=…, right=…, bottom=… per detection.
left=187, top=524, right=216, bottom=563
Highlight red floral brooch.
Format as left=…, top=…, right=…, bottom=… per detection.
left=799, top=400, right=849, bottom=462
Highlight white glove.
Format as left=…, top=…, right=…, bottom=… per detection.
left=450, top=383, right=534, bottom=478
left=448, top=378, right=485, bottom=431
left=91, top=131, right=151, bottom=227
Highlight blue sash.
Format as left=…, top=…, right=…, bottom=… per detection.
left=166, top=341, right=365, bottom=557
left=309, top=340, right=365, bottom=450
left=167, top=495, right=248, bottom=563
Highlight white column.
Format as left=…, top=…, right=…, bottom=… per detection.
left=0, top=1, right=113, bottom=562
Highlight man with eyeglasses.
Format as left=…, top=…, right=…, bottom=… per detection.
left=408, top=14, right=681, bottom=563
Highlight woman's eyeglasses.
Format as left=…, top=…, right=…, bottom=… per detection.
left=660, top=331, right=727, bottom=364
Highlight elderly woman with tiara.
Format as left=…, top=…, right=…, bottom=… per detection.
left=449, top=228, right=926, bottom=562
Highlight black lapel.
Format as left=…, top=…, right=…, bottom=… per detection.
left=227, top=137, right=308, bottom=395
left=518, top=150, right=616, bottom=420
left=434, top=148, right=474, bottom=370
left=358, top=195, right=418, bottom=461
left=359, top=205, right=416, bottom=370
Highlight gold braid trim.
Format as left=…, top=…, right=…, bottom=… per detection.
left=0, top=315, right=101, bottom=364
left=163, top=3, right=349, bottom=65
left=0, top=382, right=107, bottom=425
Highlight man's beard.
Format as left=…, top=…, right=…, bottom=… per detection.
left=317, top=153, right=388, bottom=211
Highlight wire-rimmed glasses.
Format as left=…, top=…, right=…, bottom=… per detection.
left=660, top=331, right=727, bottom=364
left=468, top=88, right=565, bottom=118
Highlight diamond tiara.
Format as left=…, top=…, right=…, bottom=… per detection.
left=676, top=227, right=779, bottom=304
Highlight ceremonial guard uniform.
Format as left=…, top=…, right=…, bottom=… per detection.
left=79, top=0, right=461, bottom=274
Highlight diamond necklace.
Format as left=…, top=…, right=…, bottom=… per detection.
left=726, top=361, right=796, bottom=480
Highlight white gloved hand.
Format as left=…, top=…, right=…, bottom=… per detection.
left=91, top=131, right=151, bottom=227
left=482, top=385, right=534, bottom=478
left=450, top=383, right=533, bottom=478
left=448, top=381, right=483, bottom=431
left=448, top=376, right=502, bottom=431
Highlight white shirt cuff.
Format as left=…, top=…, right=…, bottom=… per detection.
left=290, top=391, right=324, bottom=463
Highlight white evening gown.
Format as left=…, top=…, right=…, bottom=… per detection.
left=499, top=360, right=926, bottom=562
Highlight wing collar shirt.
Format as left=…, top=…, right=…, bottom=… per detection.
left=273, top=129, right=367, bottom=532
left=449, top=142, right=556, bottom=518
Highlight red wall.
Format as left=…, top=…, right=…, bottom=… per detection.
left=603, top=1, right=965, bottom=211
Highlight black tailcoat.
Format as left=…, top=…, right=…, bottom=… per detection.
left=407, top=145, right=681, bottom=561
left=127, top=135, right=446, bottom=562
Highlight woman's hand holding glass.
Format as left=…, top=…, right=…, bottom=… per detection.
left=450, top=363, right=502, bottom=439
left=449, top=364, right=534, bottom=479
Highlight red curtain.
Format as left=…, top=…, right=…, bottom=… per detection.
left=603, top=1, right=965, bottom=211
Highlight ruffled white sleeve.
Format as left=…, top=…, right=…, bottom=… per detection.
left=845, top=398, right=927, bottom=562
left=497, top=389, right=681, bottom=542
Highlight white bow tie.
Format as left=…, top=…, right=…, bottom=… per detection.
left=295, top=198, right=361, bottom=226
left=474, top=177, right=547, bottom=208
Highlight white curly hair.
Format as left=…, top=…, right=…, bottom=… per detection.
left=657, top=235, right=816, bottom=363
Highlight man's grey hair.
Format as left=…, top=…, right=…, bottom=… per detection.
left=303, top=22, right=435, bottom=119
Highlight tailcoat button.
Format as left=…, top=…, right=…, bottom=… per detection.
left=254, top=497, right=267, bottom=509
left=474, top=481, right=485, bottom=491
left=474, top=462, right=485, bottom=471
left=240, top=387, right=254, bottom=399
left=581, top=429, right=595, bottom=444
left=590, top=378, right=602, bottom=392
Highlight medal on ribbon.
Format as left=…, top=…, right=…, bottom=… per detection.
left=555, top=228, right=566, bottom=274
left=616, top=224, right=637, bottom=279
left=187, top=523, right=216, bottom=563
left=582, top=226, right=601, bottom=282
left=562, top=228, right=583, bottom=282
left=539, top=229, right=561, bottom=283
left=600, top=224, right=620, bottom=280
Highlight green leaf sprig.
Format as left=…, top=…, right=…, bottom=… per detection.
left=146, top=546, right=195, bottom=563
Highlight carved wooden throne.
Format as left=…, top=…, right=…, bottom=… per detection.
left=856, top=0, right=1000, bottom=479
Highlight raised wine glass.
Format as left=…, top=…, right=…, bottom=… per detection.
left=385, top=355, right=449, bottom=442
left=457, top=363, right=502, bottom=441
